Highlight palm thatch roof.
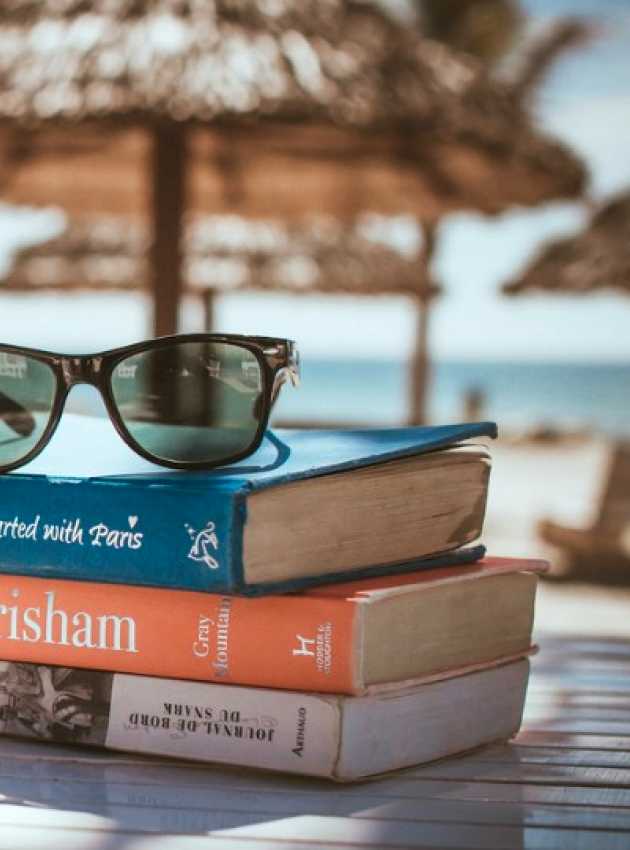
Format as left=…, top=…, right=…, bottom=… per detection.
left=0, top=1, right=586, bottom=218
left=503, top=192, right=630, bottom=296
left=0, top=0, right=492, bottom=128
left=1, top=213, right=440, bottom=297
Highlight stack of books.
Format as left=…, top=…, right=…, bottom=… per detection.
left=0, top=414, right=544, bottom=780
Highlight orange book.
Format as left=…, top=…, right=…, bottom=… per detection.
left=0, top=557, right=546, bottom=694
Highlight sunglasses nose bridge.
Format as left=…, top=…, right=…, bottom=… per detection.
left=60, top=356, right=103, bottom=388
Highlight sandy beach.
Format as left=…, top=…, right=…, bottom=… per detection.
left=484, top=435, right=630, bottom=638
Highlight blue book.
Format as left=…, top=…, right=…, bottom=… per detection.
left=0, top=415, right=496, bottom=595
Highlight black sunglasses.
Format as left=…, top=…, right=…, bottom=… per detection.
left=0, top=334, right=300, bottom=472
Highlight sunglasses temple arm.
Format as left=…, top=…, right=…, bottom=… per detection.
left=0, top=390, right=37, bottom=437
left=269, top=364, right=300, bottom=410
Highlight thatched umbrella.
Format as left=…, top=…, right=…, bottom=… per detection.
left=0, top=2, right=587, bottom=422
left=1, top=212, right=440, bottom=302
left=503, top=191, right=630, bottom=296
left=0, top=6, right=586, bottom=282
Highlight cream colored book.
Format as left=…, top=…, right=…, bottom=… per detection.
left=0, top=657, right=530, bottom=780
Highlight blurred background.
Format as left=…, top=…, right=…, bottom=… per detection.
left=0, top=0, right=628, bottom=628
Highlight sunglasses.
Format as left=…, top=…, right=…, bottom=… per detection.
left=0, top=334, right=300, bottom=472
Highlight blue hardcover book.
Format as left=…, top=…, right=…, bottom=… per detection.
left=0, top=415, right=497, bottom=594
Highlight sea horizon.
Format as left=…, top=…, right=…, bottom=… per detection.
left=59, top=356, right=629, bottom=438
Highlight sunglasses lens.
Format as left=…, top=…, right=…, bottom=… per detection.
left=0, top=352, right=56, bottom=469
left=110, top=341, right=265, bottom=465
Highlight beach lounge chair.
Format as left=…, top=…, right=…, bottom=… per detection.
left=539, top=441, right=630, bottom=583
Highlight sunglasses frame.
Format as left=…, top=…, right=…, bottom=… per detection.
left=0, top=333, right=300, bottom=472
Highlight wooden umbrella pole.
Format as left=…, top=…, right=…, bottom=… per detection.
left=150, top=122, right=187, bottom=338
left=408, top=220, right=437, bottom=426
left=203, top=289, right=215, bottom=332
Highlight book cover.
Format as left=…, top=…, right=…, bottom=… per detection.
left=0, top=558, right=544, bottom=693
left=0, top=656, right=530, bottom=780
left=0, top=414, right=497, bottom=594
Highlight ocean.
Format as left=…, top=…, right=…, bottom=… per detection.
left=271, top=359, right=630, bottom=436
left=63, top=358, right=629, bottom=436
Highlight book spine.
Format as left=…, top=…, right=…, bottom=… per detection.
left=0, top=660, right=343, bottom=779
left=0, top=476, right=245, bottom=592
left=0, top=574, right=358, bottom=693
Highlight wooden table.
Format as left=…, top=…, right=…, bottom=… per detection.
left=0, top=634, right=628, bottom=849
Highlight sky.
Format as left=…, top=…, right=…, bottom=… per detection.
left=0, top=0, right=629, bottom=362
